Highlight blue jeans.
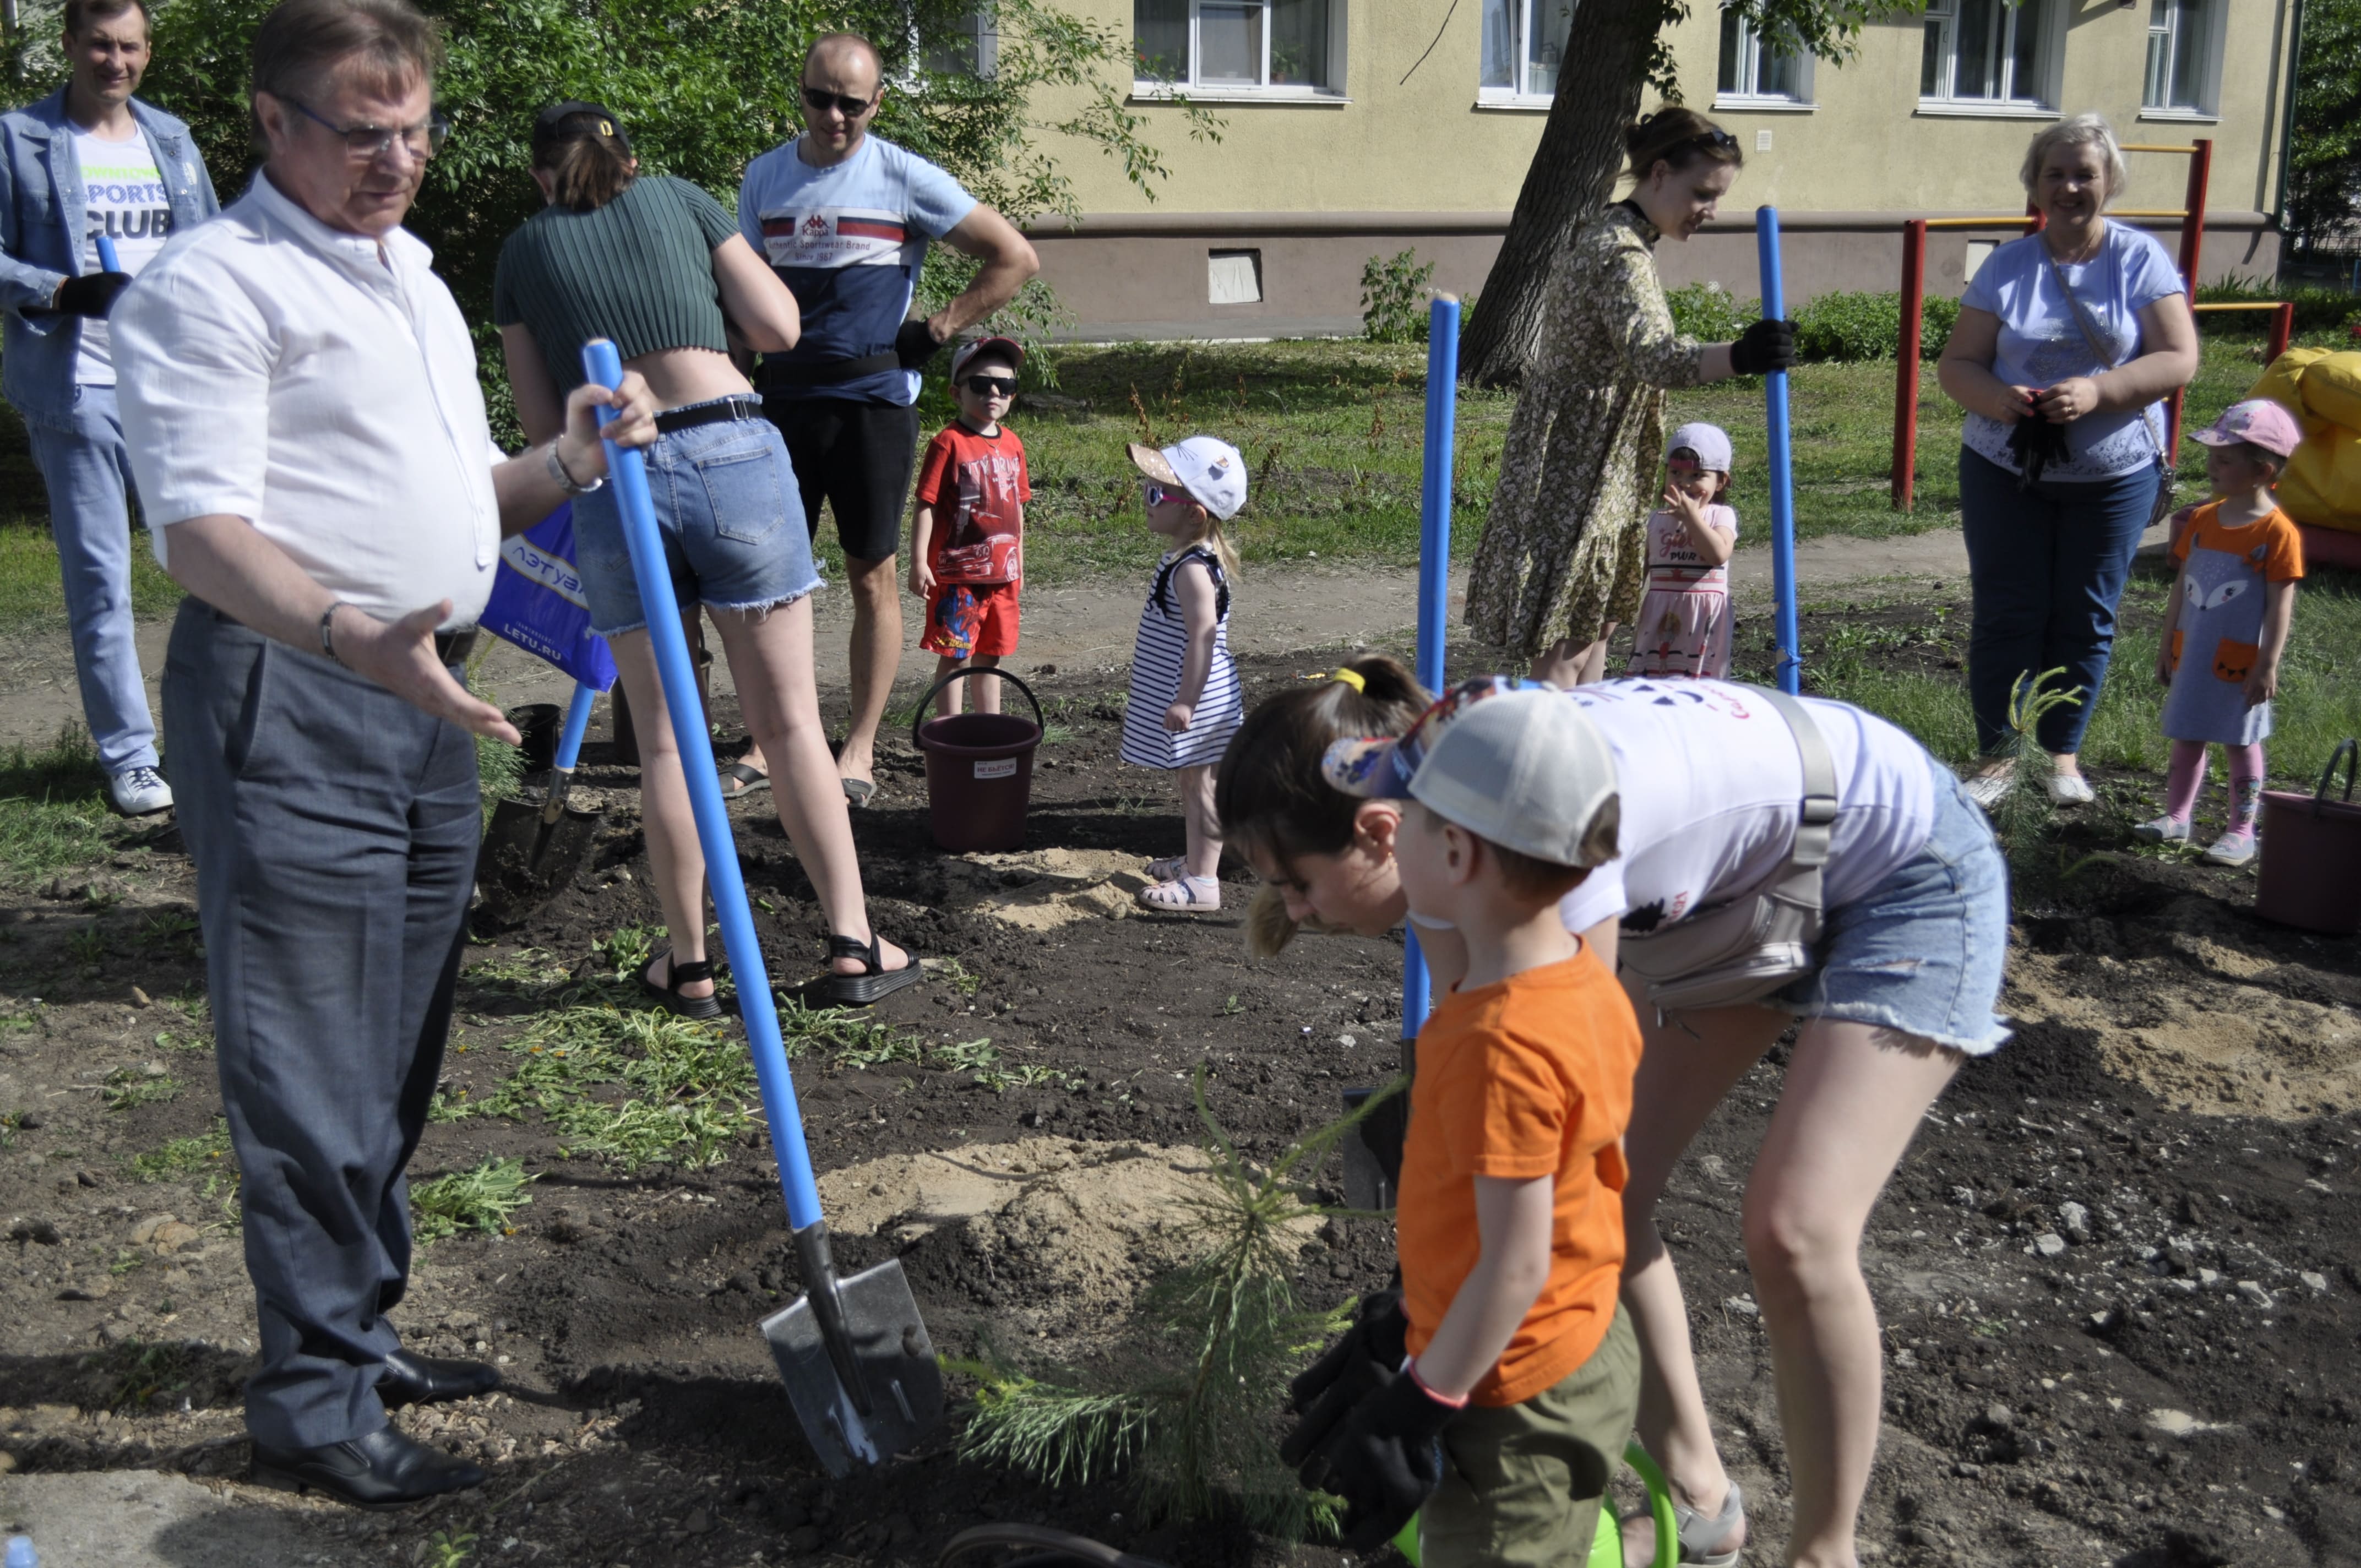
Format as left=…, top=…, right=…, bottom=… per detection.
left=24, top=383, right=157, bottom=774
left=1958, top=447, right=2159, bottom=757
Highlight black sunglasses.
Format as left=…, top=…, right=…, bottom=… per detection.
left=961, top=374, right=1018, bottom=396
left=1680, top=128, right=1742, bottom=156
left=802, top=84, right=877, bottom=118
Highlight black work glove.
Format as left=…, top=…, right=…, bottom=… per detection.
left=1728, top=317, right=1796, bottom=376
left=50, top=271, right=134, bottom=319
left=894, top=319, right=946, bottom=369
left=2007, top=411, right=2073, bottom=488
left=1282, top=1289, right=1408, bottom=1466
left=1294, top=1363, right=1460, bottom=1552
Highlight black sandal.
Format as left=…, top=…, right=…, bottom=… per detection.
left=639, top=949, right=723, bottom=1020
left=814, top=932, right=923, bottom=1008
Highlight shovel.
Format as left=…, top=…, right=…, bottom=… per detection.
left=585, top=340, right=943, bottom=1478
left=478, top=682, right=603, bottom=925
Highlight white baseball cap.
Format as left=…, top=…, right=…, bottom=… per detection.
left=1129, top=436, right=1248, bottom=521
left=950, top=335, right=1024, bottom=382
left=1667, top=422, right=1734, bottom=472
left=1322, top=678, right=1621, bottom=869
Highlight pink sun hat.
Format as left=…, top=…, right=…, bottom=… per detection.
left=2189, top=398, right=2304, bottom=458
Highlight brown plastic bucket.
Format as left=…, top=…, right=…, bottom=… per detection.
left=912, top=668, right=1044, bottom=853
left=2255, top=739, right=2361, bottom=935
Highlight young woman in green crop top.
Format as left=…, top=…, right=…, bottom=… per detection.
left=494, top=103, right=921, bottom=1010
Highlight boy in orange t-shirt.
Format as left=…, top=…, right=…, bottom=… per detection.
left=909, top=336, right=1030, bottom=716
left=1282, top=680, right=1641, bottom=1564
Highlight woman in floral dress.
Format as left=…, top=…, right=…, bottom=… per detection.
left=1468, top=107, right=1795, bottom=687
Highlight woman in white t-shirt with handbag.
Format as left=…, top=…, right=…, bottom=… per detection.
left=1217, top=663, right=2010, bottom=1568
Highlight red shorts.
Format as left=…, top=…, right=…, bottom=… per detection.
left=921, top=582, right=1021, bottom=659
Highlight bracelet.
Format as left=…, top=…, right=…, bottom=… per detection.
left=319, top=601, right=353, bottom=663
left=546, top=439, right=603, bottom=496
left=1403, top=1355, right=1470, bottom=1409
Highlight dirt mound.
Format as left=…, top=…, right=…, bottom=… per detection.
left=823, top=1139, right=1316, bottom=1348
left=943, top=849, right=1156, bottom=930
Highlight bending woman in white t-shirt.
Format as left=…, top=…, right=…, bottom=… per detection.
left=1217, top=660, right=2010, bottom=1568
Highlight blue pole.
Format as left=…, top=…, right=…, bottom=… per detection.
left=1756, top=208, right=1801, bottom=696
left=96, top=235, right=120, bottom=274
left=1402, top=295, right=1460, bottom=1040
left=582, top=340, right=824, bottom=1233
left=553, top=680, right=597, bottom=773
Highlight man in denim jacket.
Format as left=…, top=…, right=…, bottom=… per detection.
left=1, top=0, right=217, bottom=815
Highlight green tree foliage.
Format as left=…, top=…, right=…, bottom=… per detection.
left=7, top=1, right=1210, bottom=352
left=2286, top=0, right=2361, bottom=255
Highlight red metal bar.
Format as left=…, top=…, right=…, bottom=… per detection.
left=2268, top=301, right=2294, bottom=364
left=2165, top=139, right=2214, bottom=462
left=1893, top=220, right=1927, bottom=510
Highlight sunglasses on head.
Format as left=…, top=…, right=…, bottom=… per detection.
left=802, top=84, right=877, bottom=118
left=1679, top=128, right=1741, bottom=157
left=961, top=374, right=1018, bottom=396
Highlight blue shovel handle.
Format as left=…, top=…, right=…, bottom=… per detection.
left=554, top=680, right=596, bottom=773
left=581, top=339, right=826, bottom=1233
left=96, top=235, right=121, bottom=274
left=1756, top=206, right=1802, bottom=697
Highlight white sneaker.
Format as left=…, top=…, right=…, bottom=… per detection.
left=1961, top=770, right=2012, bottom=809
left=2201, top=831, right=2257, bottom=868
left=107, top=765, right=173, bottom=817
left=2046, top=771, right=2096, bottom=805
left=2132, top=815, right=2190, bottom=844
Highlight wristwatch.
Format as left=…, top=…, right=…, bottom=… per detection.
left=546, top=439, right=604, bottom=496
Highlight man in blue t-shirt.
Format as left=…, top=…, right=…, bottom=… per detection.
left=739, top=31, right=1038, bottom=803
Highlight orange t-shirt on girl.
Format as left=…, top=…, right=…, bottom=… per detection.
left=1396, top=944, right=1641, bottom=1407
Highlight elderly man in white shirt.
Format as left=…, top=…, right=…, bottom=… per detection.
left=110, top=0, right=656, bottom=1509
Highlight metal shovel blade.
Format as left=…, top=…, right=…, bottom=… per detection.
left=759, top=1256, right=944, bottom=1478
left=476, top=786, right=602, bottom=926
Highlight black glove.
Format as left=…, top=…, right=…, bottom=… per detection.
left=1282, top=1289, right=1408, bottom=1466
left=2006, top=411, right=2073, bottom=488
left=50, top=271, right=134, bottom=319
left=1729, top=317, right=1796, bottom=377
left=1294, top=1363, right=1460, bottom=1552
left=894, top=319, right=946, bottom=369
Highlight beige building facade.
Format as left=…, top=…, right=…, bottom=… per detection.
left=1025, top=0, right=2300, bottom=338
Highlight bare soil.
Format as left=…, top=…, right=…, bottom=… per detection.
left=3, top=621, right=2358, bottom=1568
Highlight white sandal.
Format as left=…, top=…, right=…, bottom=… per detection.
left=1673, top=1479, right=1745, bottom=1568
left=1137, top=875, right=1221, bottom=911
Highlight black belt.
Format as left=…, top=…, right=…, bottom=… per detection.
left=758, top=350, right=900, bottom=390
left=195, top=599, right=476, bottom=666
left=655, top=394, right=766, bottom=434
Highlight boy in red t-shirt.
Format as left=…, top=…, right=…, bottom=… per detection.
left=910, top=337, right=1030, bottom=716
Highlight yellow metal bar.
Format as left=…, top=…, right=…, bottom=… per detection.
left=2191, top=301, right=2286, bottom=312
left=2119, top=143, right=2201, bottom=154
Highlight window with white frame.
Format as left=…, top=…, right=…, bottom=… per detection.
left=1919, top=0, right=2054, bottom=108
left=2143, top=0, right=2216, bottom=113
left=923, top=10, right=1000, bottom=77
left=1716, top=8, right=1809, bottom=105
left=1134, top=0, right=1342, bottom=94
left=1478, top=0, right=1577, bottom=102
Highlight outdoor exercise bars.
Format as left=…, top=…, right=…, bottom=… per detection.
left=1891, top=140, right=2215, bottom=509
left=1759, top=206, right=1802, bottom=696
left=1401, top=292, right=1460, bottom=1041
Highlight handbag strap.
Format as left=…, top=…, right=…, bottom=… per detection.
left=1754, top=686, right=1838, bottom=873
left=2040, top=237, right=2169, bottom=463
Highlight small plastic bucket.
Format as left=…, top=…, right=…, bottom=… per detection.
left=506, top=704, right=562, bottom=775
left=911, top=668, right=1045, bottom=853
left=2255, top=739, right=2361, bottom=935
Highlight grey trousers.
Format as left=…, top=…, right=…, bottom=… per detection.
left=162, top=600, right=478, bottom=1449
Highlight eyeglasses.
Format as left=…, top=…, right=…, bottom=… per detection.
left=802, top=84, right=878, bottom=119
left=1143, top=480, right=1174, bottom=507
left=961, top=375, right=1017, bottom=396
left=289, top=97, right=449, bottom=161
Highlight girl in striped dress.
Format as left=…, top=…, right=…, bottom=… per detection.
left=1120, top=437, right=1249, bottom=910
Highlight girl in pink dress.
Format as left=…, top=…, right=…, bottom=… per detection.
left=1626, top=421, right=1739, bottom=679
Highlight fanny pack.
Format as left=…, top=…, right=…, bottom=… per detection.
left=1616, top=686, right=1837, bottom=1012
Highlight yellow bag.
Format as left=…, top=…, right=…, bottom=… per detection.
left=2300, top=351, right=2361, bottom=433
left=2278, top=424, right=2361, bottom=532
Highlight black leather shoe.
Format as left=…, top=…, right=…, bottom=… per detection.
left=379, top=1349, right=502, bottom=1408
left=251, top=1425, right=485, bottom=1508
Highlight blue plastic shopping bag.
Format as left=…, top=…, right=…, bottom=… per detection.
left=481, top=503, right=617, bottom=691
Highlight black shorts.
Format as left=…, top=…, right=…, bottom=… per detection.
left=763, top=398, right=921, bottom=564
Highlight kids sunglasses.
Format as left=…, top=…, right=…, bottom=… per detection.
left=961, top=375, right=1018, bottom=396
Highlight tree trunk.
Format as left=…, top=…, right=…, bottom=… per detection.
left=1459, top=0, right=1664, bottom=389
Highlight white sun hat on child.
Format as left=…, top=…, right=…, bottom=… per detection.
left=1666, top=422, right=1733, bottom=472
left=1129, top=436, right=1247, bottom=520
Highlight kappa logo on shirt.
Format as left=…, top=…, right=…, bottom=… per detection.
left=760, top=206, right=917, bottom=269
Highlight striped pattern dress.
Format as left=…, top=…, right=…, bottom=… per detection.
left=1120, top=546, right=1244, bottom=770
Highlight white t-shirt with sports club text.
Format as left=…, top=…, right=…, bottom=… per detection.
left=1554, top=679, right=1943, bottom=938
left=73, top=127, right=172, bottom=386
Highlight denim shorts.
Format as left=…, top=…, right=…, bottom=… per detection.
left=570, top=411, right=824, bottom=638
left=1769, top=757, right=2013, bottom=1055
